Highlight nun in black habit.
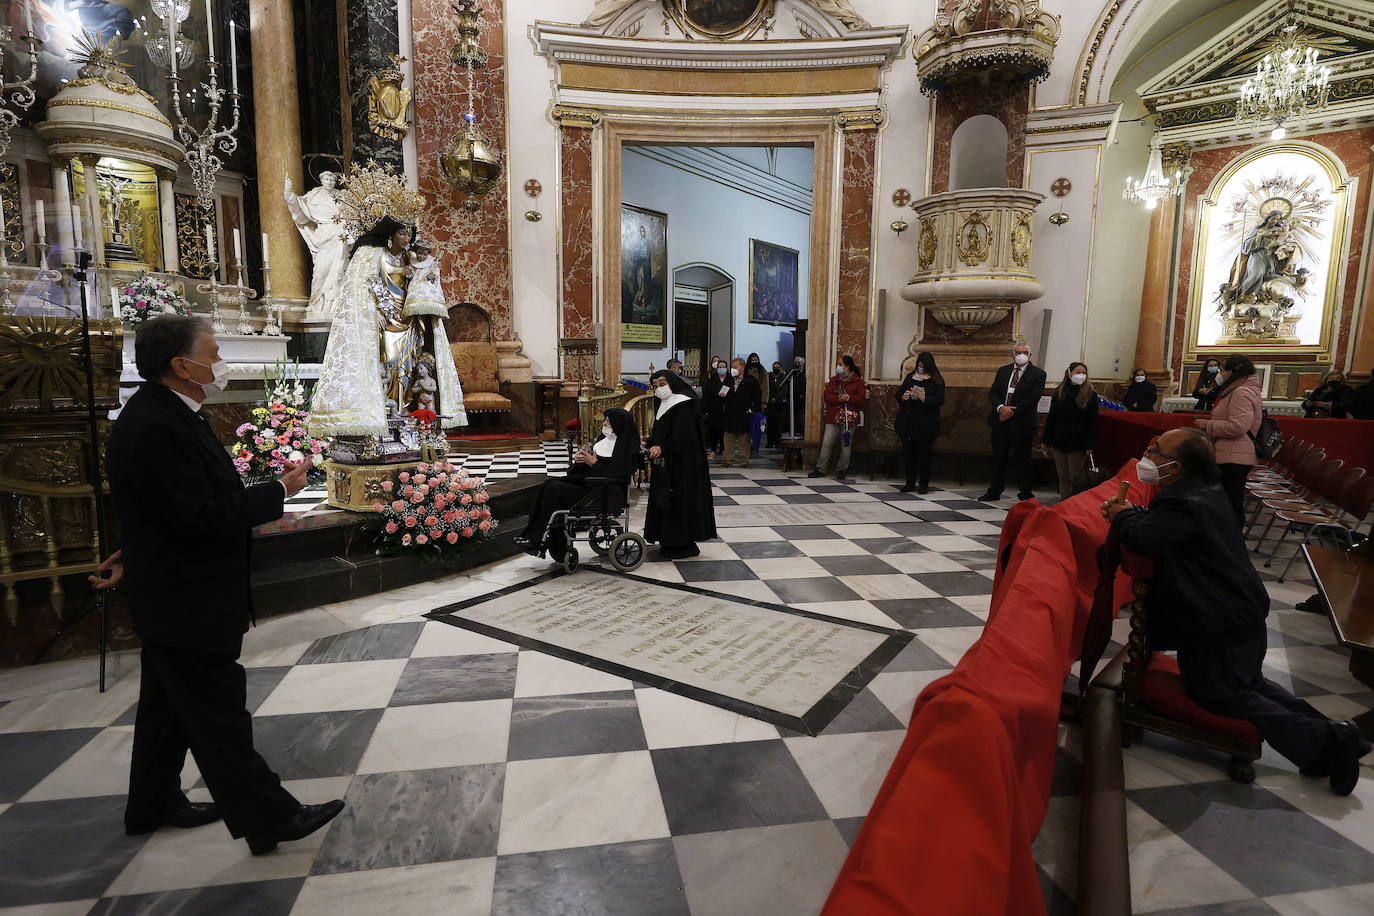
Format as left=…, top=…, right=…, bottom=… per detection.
left=516, top=407, right=639, bottom=560
left=645, top=370, right=717, bottom=559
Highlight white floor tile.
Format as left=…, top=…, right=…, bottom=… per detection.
left=740, top=557, right=827, bottom=578
left=792, top=539, right=869, bottom=557
left=0, top=675, right=139, bottom=734
left=866, top=669, right=948, bottom=723
left=410, top=621, right=519, bottom=658
left=254, top=660, right=409, bottom=716
left=634, top=688, right=779, bottom=749
left=719, top=527, right=785, bottom=542
left=783, top=731, right=905, bottom=819
left=1264, top=881, right=1374, bottom=916
left=791, top=601, right=900, bottom=630
left=837, top=574, right=937, bottom=602
left=513, top=651, right=634, bottom=698
left=931, top=521, right=1004, bottom=536
left=357, top=699, right=512, bottom=773
left=290, top=858, right=496, bottom=916
left=873, top=552, right=971, bottom=574
left=911, top=535, right=988, bottom=552
left=1125, top=802, right=1253, bottom=912
left=497, top=751, right=670, bottom=855
left=913, top=626, right=985, bottom=666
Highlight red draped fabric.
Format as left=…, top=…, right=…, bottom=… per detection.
left=821, top=464, right=1155, bottom=916
left=1096, top=411, right=1374, bottom=474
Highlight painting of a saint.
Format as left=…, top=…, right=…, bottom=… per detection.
left=749, top=239, right=799, bottom=327
left=620, top=204, right=668, bottom=348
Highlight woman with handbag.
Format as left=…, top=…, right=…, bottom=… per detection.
left=645, top=370, right=717, bottom=559
left=894, top=351, right=945, bottom=494
left=1041, top=362, right=1099, bottom=501
left=1195, top=354, right=1262, bottom=525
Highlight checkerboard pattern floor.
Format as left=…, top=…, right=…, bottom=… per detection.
left=1, top=459, right=1371, bottom=915
left=282, top=443, right=572, bottom=516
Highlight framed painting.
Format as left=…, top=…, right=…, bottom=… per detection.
left=748, top=238, right=799, bottom=327
left=620, top=204, right=668, bottom=348
left=665, top=1, right=775, bottom=38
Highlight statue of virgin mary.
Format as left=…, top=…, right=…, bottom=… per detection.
left=309, top=163, right=466, bottom=439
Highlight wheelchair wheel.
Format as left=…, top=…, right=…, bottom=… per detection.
left=608, top=533, right=646, bottom=572
left=588, top=523, right=622, bottom=557
left=562, top=547, right=579, bottom=574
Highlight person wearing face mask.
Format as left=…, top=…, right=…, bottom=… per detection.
left=720, top=357, right=763, bottom=468
left=645, top=370, right=717, bottom=558
left=979, top=342, right=1047, bottom=502
left=1123, top=367, right=1158, bottom=412
left=1302, top=368, right=1355, bottom=419
left=810, top=355, right=866, bottom=481
left=745, top=353, right=770, bottom=455
left=516, top=407, right=640, bottom=560
left=1103, top=428, right=1370, bottom=795
left=894, top=351, right=945, bottom=493
left=1041, top=363, right=1099, bottom=501
left=702, top=355, right=727, bottom=457
left=1193, top=358, right=1223, bottom=411
left=1194, top=353, right=1262, bottom=525
left=789, top=356, right=807, bottom=437
left=766, top=361, right=787, bottom=449
left=95, top=315, right=345, bottom=855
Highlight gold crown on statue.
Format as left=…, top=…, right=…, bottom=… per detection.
left=379, top=53, right=408, bottom=84
left=335, top=161, right=426, bottom=239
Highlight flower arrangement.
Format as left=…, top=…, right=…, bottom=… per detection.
left=228, top=359, right=328, bottom=486
left=371, top=459, right=497, bottom=558
left=117, top=271, right=190, bottom=326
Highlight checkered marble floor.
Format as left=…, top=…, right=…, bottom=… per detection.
left=282, top=442, right=571, bottom=516
left=1, top=458, right=1371, bottom=915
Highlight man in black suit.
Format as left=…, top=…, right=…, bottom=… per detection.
left=720, top=357, right=762, bottom=469
left=92, top=315, right=343, bottom=855
left=979, top=342, right=1047, bottom=502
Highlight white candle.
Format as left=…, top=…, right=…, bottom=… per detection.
left=35, top=198, right=45, bottom=243
left=261, top=231, right=270, bottom=269
left=25, top=0, right=34, bottom=38
left=232, top=226, right=243, bottom=267
left=166, top=14, right=177, bottom=79
left=71, top=202, right=83, bottom=248
left=228, top=21, right=238, bottom=94
left=204, top=0, right=215, bottom=61
left=0, top=194, right=6, bottom=242
left=204, top=221, right=215, bottom=263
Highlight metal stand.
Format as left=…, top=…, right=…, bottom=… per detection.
left=259, top=263, right=283, bottom=336
left=231, top=263, right=257, bottom=336
left=198, top=249, right=227, bottom=333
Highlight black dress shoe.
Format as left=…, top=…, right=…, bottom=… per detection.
left=808, top=469, right=824, bottom=478
left=1017, top=491, right=1034, bottom=501
left=836, top=470, right=847, bottom=482
left=1325, top=721, right=1369, bottom=797
left=126, top=801, right=222, bottom=836
left=917, top=486, right=929, bottom=494
left=246, top=800, right=345, bottom=855
left=977, top=491, right=1000, bottom=502
left=898, top=485, right=915, bottom=493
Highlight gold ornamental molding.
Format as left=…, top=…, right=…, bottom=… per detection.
left=41, top=133, right=178, bottom=161
left=1077, top=0, right=1125, bottom=107
left=917, top=217, right=937, bottom=270
left=47, top=97, right=172, bottom=128
left=1160, top=143, right=1191, bottom=178
left=551, top=105, right=602, bottom=127
left=663, top=0, right=776, bottom=41
left=835, top=108, right=883, bottom=131
left=1010, top=213, right=1032, bottom=268
left=955, top=210, right=993, bottom=266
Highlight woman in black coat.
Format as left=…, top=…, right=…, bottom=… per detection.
left=1042, top=362, right=1099, bottom=501
left=701, top=355, right=726, bottom=456
left=1193, top=358, right=1223, bottom=411
left=517, top=407, right=638, bottom=560
left=645, top=370, right=717, bottom=559
left=1123, top=367, right=1157, bottom=412
left=894, top=351, right=945, bottom=494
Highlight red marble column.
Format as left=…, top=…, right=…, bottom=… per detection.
left=412, top=0, right=512, bottom=339
left=835, top=127, right=877, bottom=366
left=559, top=125, right=595, bottom=379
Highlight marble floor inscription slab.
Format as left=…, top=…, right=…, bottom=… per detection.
left=711, top=503, right=917, bottom=528
left=426, top=571, right=909, bottom=734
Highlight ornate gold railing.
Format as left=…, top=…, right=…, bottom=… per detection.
left=0, top=474, right=109, bottom=624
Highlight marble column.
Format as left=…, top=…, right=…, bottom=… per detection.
left=49, top=161, right=74, bottom=264
left=557, top=120, right=596, bottom=383
left=249, top=0, right=309, bottom=305
left=835, top=122, right=878, bottom=366
left=1133, top=146, right=1187, bottom=394
left=79, top=155, right=104, bottom=266
left=156, top=170, right=179, bottom=273
left=346, top=0, right=403, bottom=172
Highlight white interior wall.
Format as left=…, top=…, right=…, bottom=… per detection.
left=618, top=147, right=813, bottom=376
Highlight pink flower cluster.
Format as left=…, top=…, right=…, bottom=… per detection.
left=229, top=402, right=326, bottom=483
left=374, top=460, right=497, bottom=550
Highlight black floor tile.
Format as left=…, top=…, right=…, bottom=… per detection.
left=299, top=622, right=425, bottom=664
left=252, top=708, right=384, bottom=779
left=0, top=795, right=147, bottom=907
left=813, top=555, right=906, bottom=577
left=388, top=654, right=518, bottom=706
left=778, top=689, right=902, bottom=737
left=832, top=816, right=864, bottom=847
left=493, top=839, right=690, bottom=916
left=771, top=525, right=843, bottom=540
left=312, top=764, right=505, bottom=874
left=912, top=510, right=977, bottom=522
left=674, top=560, right=759, bottom=583
left=881, top=635, right=951, bottom=672
left=729, top=541, right=804, bottom=559
left=1129, top=781, right=1374, bottom=896
left=652, top=740, right=829, bottom=835
left=873, top=598, right=985, bottom=629
left=507, top=691, right=648, bottom=761
left=766, top=577, right=861, bottom=605
left=851, top=538, right=928, bottom=555
left=1148, top=900, right=1280, bottom=915
left=909, top=570, right=997, bottom=597
left=0, top=728, right=102, bottom=803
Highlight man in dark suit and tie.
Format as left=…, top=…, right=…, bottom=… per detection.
left=92, top=315, right=343, bottom=855
left=979, top=342, right=1047, bottom=502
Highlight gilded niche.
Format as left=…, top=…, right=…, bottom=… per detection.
left=917, top=217, right=938, bottom=270
left=955, top=210, right=993, bottom=266
left=1010, top=213, right=1032, bottom=268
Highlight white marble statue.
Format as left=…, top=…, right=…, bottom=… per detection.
left=582, top=0, right=639, bottom=28
left=810, top=0, right=870, bottom=30
left=284, top=171, right=350, bottom=318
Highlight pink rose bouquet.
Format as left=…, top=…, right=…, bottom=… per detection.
left=373, top=458, right=499, bottom=559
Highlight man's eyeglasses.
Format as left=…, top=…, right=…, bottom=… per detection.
left=1145, top=445, right=1180, bottom=462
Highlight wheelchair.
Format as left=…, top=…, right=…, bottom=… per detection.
left=542, top=474, right=647, bottom=574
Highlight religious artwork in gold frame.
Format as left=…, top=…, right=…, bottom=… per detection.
left=620, top=204, right=668, bottom=348
left=0, top=164, right=21, bottom=261
left=749, top=238, right=799, bottom=327
left=174, top=193, right=217, bottom=280
left=1183, top=143, right=1352, bottom=360
left=664, top=1, right=775, bottom=39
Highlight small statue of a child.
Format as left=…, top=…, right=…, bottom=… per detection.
left=409, top=356, right=438, bottom=413
left=403, top=238, right=446, bottom=317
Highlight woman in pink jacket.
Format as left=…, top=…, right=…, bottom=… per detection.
left=1195, top=354, right=1263, bottom=525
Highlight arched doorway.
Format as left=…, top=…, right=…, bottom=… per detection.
left=672, top=263, right=734, bottom=385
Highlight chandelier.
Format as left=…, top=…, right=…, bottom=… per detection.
left=1123, top=133, right=1182, bottom=210
left=1235, top=24, right=1331, bottom=140
left=437, top=0, right=503, bottom=211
